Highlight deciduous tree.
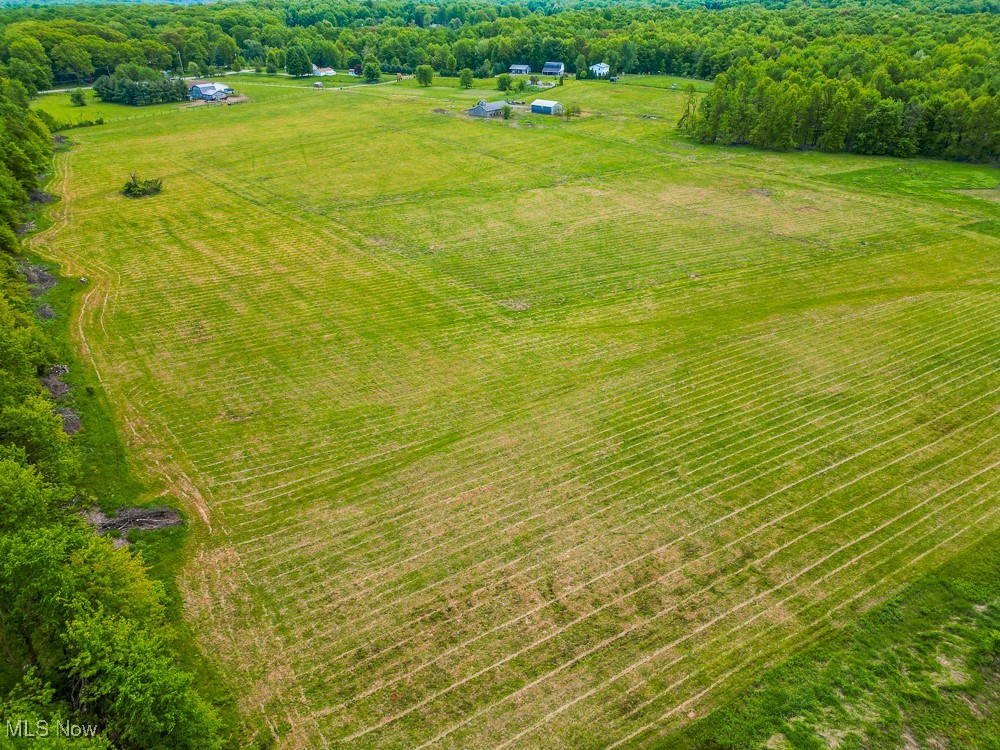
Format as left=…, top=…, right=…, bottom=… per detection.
left=415, top=64, right=433, bottom=87
left=285, top=45, right=311, bottom=77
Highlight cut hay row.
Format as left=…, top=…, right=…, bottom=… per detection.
left=274, top=296, right=1000, bottom=636
left=31, top=77, right=1000, bottom=749
left=602, top=469, right=1000, bottom=749
left=503, top=437, right=1000, bottom=749
left=329, top=388, right=1000, bottom=743
left=292, top=316, right=1000, bottom=689
left=275, top=298, right=997, bottom=643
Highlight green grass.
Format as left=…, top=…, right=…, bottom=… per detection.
left=615, top=73, right=714, bottom=92
left=33, top=87, right=183, bottom=125
left=22, top=141, right=245, bottom=745
left=663, top=531, right=1000, bottom=749
left=30, top=76, right=1000, bottom=749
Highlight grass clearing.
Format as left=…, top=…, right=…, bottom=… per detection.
left=34, top=87, right=185, bottom=125
left=31, top=76, right=1000, bottom=748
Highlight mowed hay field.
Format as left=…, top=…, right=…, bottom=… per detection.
left=33, top=77, right=1000, bottom=748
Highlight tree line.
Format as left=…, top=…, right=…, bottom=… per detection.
left=93, top=64, right=189, bottom=106
left=684, top=58, right=999, bottom=162
left=0, top=0, right=997, bottom=162
left=0, top=75, right=224, bottom=747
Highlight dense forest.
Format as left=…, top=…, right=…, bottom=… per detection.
left=0, top=0, right=998, bottom=161
left=0, top=75, right=221, bottom=747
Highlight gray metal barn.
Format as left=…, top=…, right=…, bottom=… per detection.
left=468, top=99, right=508, bottom=118
left=530, top=99, right=563, bottom=115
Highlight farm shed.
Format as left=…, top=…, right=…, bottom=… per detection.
left=468, top=100, right=508, bottom=118
left=190, top=82, right=233, bottom=101
left=509, top=64, right=531, bottom=75
left=589, top=62, right=611, bottom=77
left=530, top=99, right=563, bottom=115
left=541, top=62, right=565, bottom=76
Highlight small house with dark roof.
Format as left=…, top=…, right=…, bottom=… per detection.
left=541, top=62, right=565, bottom=76
left=468, top=99, right=508, bottom=118
left=509, top=64, right=531, bottom=75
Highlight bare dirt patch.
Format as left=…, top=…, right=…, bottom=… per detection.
left=40, top=364, right=70, bottom=398
left=499, top=298, right=531, bottom=311
left=29, top=190, right=55, bottom=204
left=18, top=261, right=57, bottom=296
left=57, top=407, right=82, bottom=434
left=184, top=95, right=251, bottom=109
left=87, top=506, right=183, bottom=543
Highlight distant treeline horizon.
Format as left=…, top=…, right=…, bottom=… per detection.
left=1, top=1, right=997, bottom=151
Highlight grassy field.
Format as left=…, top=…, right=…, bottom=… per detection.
left=33, top=86, right=184, bottom=125
left=30, top=75, right=1000, bottom=749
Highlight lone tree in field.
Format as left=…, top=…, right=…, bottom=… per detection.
left=121, top=173, right=162, bottom=198
left=415, top=65, right=433, bottom=87
left=70, top=88, right=86, bottom=106
left=496, top=73, right=513, bottom=92
left=459, top=68, right=474, bottom=89
left=286, top=45, right=312, bottom=77
left=501, top=104, right=512, bottom=120
left=363, top=56, right=381, bottom=83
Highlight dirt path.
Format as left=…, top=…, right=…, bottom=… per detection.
left=25, top=146, right=215, bottom=529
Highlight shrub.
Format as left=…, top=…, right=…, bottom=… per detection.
left=121, top=173, right=162, bottom=199
left=69, top=88, right=86, bottom=107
